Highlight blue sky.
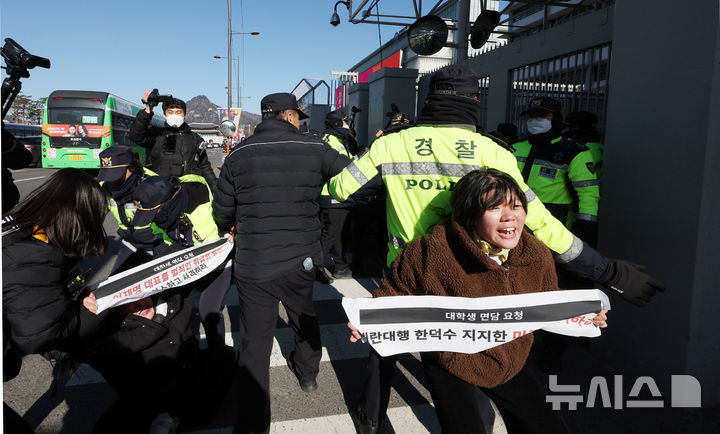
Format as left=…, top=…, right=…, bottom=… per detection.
left=1, top=0, right=419, bottom=115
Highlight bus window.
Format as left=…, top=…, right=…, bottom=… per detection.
left=46, top=107, right=104, bottom=148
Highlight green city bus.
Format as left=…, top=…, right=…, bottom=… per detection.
left=42, top=90, right=165, bottom=169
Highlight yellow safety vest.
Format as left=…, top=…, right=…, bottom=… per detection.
left=328, top=124, right=579, bottom=266
left=155, top=174, right=220, bottom=246
left=320, top=133, right=351, bottom=207
left=513, top=137, right=600, bottom=224
left=106, top=168, right=160, bottom=233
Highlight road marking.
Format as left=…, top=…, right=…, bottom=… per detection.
left=268, top=404, right=441, bottom=434
left=15, top=176, right=47, bottom=182
left=67, top=323, right=371, bottom=386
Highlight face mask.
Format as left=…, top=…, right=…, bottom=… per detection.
left=166, top=114, right=184, bottom=128
left=526, top=118, right=552, bottom=135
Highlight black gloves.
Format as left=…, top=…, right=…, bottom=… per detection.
left=598, top=259, right=666, bottom=307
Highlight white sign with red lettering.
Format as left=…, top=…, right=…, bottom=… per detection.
left=342, top=289, right=610, bottom=357
left=93, top=236, right=233, bottom=314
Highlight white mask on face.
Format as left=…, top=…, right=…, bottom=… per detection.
left=166, top=114, right=184, bottom=128
left=526, top=118, right=552, bottom=135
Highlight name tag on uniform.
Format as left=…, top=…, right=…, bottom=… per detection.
left=538, top=167, right=557, bottom=179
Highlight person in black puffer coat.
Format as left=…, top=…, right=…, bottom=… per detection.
left=212, top=92, right=351, bottom=433
left=129, top=90, right=217, bottom=190
left=76, top=291, right=237, bottom=433
left=2, top=169, right=107, bottom=433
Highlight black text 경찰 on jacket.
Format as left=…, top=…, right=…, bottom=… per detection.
left=212, top=118, right=352, bottom=283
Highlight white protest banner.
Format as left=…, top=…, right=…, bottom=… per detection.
left=342, top=289, right=610, bottom=357
left=93, top=236, right=233, bottom=314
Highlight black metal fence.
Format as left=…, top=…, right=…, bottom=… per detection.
left=478, top=75, right=490, bottom=132
left=508, top=43, right=612, bottom=136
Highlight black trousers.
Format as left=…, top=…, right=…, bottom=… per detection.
left=234, top=268, right=322, bottom=433
left=320, top=208, right=350, bottom=269
left=356, top=349, right=397, bottom=424
left=422, top=356, right=570, bottom=434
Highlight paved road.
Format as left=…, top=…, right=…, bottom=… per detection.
left=3, top=149, right=466, bottom=433
left=7, top=151, right=717, bottom=433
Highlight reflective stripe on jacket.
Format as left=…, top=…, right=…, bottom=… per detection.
left=106, top=168, right=159, bottom=232
left=513, top=137, right=600, bottom=222
left=320, top=133, right=352, bottom=208
left=155, top=174, right=219, bottom=246
left=328, top=124, right=577, bottom=266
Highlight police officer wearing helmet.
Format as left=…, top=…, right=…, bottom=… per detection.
left=319, top=109, right=356, bottom=281
left=512, top=98, right=600, bottom=245
left=212, top=92, right=351, bottom=433
left=130, top=90, right=217, bottom=189
left=328, top=64, right=665, bottom=431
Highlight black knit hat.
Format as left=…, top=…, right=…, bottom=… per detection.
left=162, top=97, right=186, bottom=114
left=428, top=64, right=480, bottom=96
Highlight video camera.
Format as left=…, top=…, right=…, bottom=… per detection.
left=1, top=38, right=51, bottom=120
left=143, top=88, right=174, bottom=108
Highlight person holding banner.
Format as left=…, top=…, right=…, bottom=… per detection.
left=330, top=64, right=654, bottom=433
left=131, top=175, right=232, bottom=349
left=349, top=168, right=607, bottom=433
left=2, top=169, right=108, bottom=432
left=77, top=288, right=236, bottom=433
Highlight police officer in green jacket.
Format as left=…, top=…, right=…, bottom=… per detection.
left=564, top=110, right=604, bottom=247
left=318, top=110, right=356, bottom=281
left=564, top=111, right=604, bottom=186
left=98, top=146, right=165, bottom=273
left=328, top=64, right=665, bottom=432
left=132, top=175, right=231, bottom=349
left=513, top=98, right=600, bottom=245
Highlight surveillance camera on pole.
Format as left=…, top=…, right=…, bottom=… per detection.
left=330, top=1, right=349, bottom=27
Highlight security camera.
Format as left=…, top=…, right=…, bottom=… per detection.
left=330, top=12, right=341, bottom=27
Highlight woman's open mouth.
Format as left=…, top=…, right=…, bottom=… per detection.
left=497, top=227, right=517, bottom=238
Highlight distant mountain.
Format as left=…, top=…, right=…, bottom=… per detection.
left=185, top=95, right=261, bottom=128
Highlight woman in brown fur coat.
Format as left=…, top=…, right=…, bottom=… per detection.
left=350, top=168, right=607, bottom=433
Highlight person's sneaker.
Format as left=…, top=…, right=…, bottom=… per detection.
left=332, top=265, right=353, bottom=279
left=316, top=266, right=334, bottom=284
left=287, top=351, right=318, bottom=393
left=352, top=406, right=379, bottom=434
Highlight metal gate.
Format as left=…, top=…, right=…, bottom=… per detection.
left=478, top=75, right=490, bottom=131
left=508, top=43, right=612, bottom=135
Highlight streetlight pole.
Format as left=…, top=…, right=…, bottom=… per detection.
left=214, top=55, right=241, bottom=107
left=227, top=0, right=232, bottom=119
left=236, top=56, right=240, bottom=108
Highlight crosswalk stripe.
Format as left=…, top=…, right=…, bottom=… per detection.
left=181, top=404, right=441, bottom=434
left=67, top=323, right=371, bottom=386
left=61, top=276, right=512, bottom=434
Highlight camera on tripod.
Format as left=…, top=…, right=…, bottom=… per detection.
left=143, top=88, right=174, bottom=108
left=1, top=38, right=50, bottom=120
